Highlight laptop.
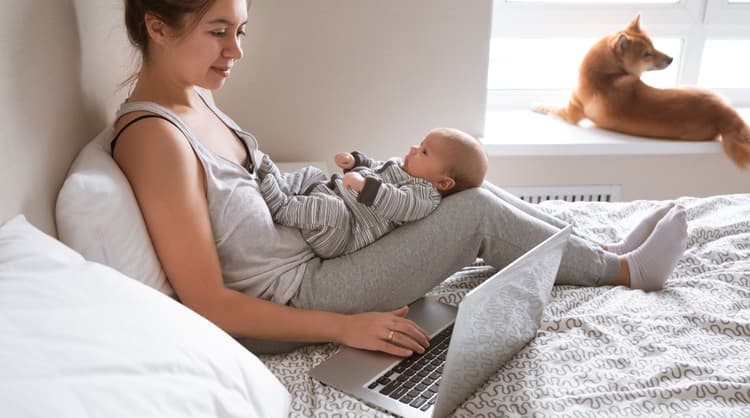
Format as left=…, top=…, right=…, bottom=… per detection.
left=309, top=225, right=572, bottom=418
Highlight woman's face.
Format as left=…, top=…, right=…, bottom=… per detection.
left=163, top=0, right=248, bottom=90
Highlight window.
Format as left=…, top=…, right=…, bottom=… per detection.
left=487, top=0, right=750, bottom=110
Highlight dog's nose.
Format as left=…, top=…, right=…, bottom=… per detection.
left=666, top=56, right=673, bottom=65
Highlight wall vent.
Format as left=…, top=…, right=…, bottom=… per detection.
left=503, top=185, right=621, bottom=203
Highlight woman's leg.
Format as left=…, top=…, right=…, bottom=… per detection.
left=482, top=182, right=677, bottom=256
left=291, top=187, right=620, bottom=314
left=481, top=181, right=571, bottom=229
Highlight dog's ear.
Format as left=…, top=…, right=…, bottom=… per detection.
left=627, top=13, right=642, bottom=32
left=617, top=34, right=631, bottom=53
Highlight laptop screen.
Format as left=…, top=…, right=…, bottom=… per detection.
left=432, top=226, right=569, bottom=417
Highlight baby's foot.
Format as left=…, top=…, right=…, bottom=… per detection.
left=624, top=205, right=688, bottom=291
left=606, top=202, right=675, bottom=254
left=260, top=175, right=289, bottom=214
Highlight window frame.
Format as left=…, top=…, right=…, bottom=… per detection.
left=487, top=0, right=750, bottom=109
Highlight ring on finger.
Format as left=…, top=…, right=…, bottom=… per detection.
left=387, top=330, right=395, bottom=343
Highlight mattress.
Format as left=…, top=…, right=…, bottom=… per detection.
left=258, top=193, right=750, bottom=417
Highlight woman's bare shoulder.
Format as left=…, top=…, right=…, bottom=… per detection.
left=112, top=112, right=205, bottom=198
left=113, top=112, right=190, bottom=161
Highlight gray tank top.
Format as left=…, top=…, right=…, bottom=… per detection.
left=113, top=89, right=314, bottom=304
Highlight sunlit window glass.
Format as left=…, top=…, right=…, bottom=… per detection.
left=698, top=40, right=750, bottom=88
left=506, top=0, right=678, bottom=3
left=487, top=37, right=680, bottom=90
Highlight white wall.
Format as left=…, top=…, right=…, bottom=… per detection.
left=1, top=0, right=746, bottom=236
left=0, top=0, right=129, bottom=234
left=0, top=0, right=87, bottom=234
left=215, top=0, right=493, bottom=163
left=216, top=0, right=747, bottom=199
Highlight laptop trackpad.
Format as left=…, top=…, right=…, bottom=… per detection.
left=308, top=297, right=457, bottom=393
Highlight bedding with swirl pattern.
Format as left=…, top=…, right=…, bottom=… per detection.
left=259, top=194, right=750, bottom=417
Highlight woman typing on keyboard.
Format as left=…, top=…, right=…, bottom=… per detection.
left=111, top=0, right=687, bottom=358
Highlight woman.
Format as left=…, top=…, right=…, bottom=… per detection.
left=112, top=0, right=687, bottom=356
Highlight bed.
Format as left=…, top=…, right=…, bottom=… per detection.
left=4, top=0, right=750, bottom=413
left=258, top=194, right=750, bottom=417
left=3, top=126, right=750, bottom=417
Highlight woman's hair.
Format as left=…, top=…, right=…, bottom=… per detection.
left=124, top=0, right=215, bottom=53
left=121, top=0, right=216, bottom=87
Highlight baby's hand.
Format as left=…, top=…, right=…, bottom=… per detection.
left=335, top=152, right=355, bottom=170
left=257, top=153, right=279, bottom=180
left=343, top=172, right=365, bottom=192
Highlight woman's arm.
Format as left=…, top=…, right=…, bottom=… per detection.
left=113, top=119, right=427, bottom=356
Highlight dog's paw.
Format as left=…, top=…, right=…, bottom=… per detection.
left=530, top=103, right=552, bottom=114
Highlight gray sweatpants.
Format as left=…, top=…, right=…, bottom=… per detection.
left=240, top=182, right=620, bottom=353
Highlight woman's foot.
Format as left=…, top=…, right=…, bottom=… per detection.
left=623, top=205, right=688, bottom=291
left=605, top=202, right=675, bottom=254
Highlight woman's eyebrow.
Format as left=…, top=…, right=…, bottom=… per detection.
left=206, top=18, right=248, bottom=26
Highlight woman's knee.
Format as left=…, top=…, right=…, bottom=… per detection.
left=423, top=187, right=502, bottom=238
left=439, top=187, right=500, bottom=216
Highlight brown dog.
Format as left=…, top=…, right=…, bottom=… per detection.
left=533, top=15, right=750, bottom=169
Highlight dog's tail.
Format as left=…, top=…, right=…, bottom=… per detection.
left=719, top=110, right=750, bottom=170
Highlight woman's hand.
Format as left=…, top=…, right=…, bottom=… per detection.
left=335, top=152, right=355, bottom=170
left=337, top=306, right=430, bottom=357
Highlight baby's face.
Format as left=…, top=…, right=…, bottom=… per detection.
left=402, top=133, right=449, bottom=183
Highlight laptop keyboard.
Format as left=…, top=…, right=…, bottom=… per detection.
left=366, top=324, right=453, bottom=411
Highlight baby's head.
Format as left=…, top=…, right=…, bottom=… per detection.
left=402, top=128, right=488, bottom=196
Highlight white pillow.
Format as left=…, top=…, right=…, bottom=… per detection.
left=0, top=215, right=84, bottom=271
left=55, top=127, right=330, bottom=298
left=56, top=127, right=174, bottom=296
left=0, top=215, right=291, bottom=418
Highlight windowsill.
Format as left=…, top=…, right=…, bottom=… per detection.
left=480, top=108, right=750, bottom=157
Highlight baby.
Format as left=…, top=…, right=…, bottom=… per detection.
left=258, top=128, right=488, bottom=258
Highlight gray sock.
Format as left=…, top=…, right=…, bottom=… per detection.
left=606, top=202, right=675, bottom=254
left=625, top=205, right=688, bottom=291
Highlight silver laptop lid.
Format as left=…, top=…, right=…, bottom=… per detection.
left=432, top=225, right=571, bottom=418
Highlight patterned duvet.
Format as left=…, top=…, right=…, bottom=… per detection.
left=260, top=194, right=750, bottom=417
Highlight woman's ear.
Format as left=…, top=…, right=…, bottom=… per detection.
left=144, top=13, right=169, bottom=45
left=436, top=176, right=455, bottom=192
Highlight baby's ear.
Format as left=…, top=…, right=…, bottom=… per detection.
left=436, top=176, right=455, bottom=192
